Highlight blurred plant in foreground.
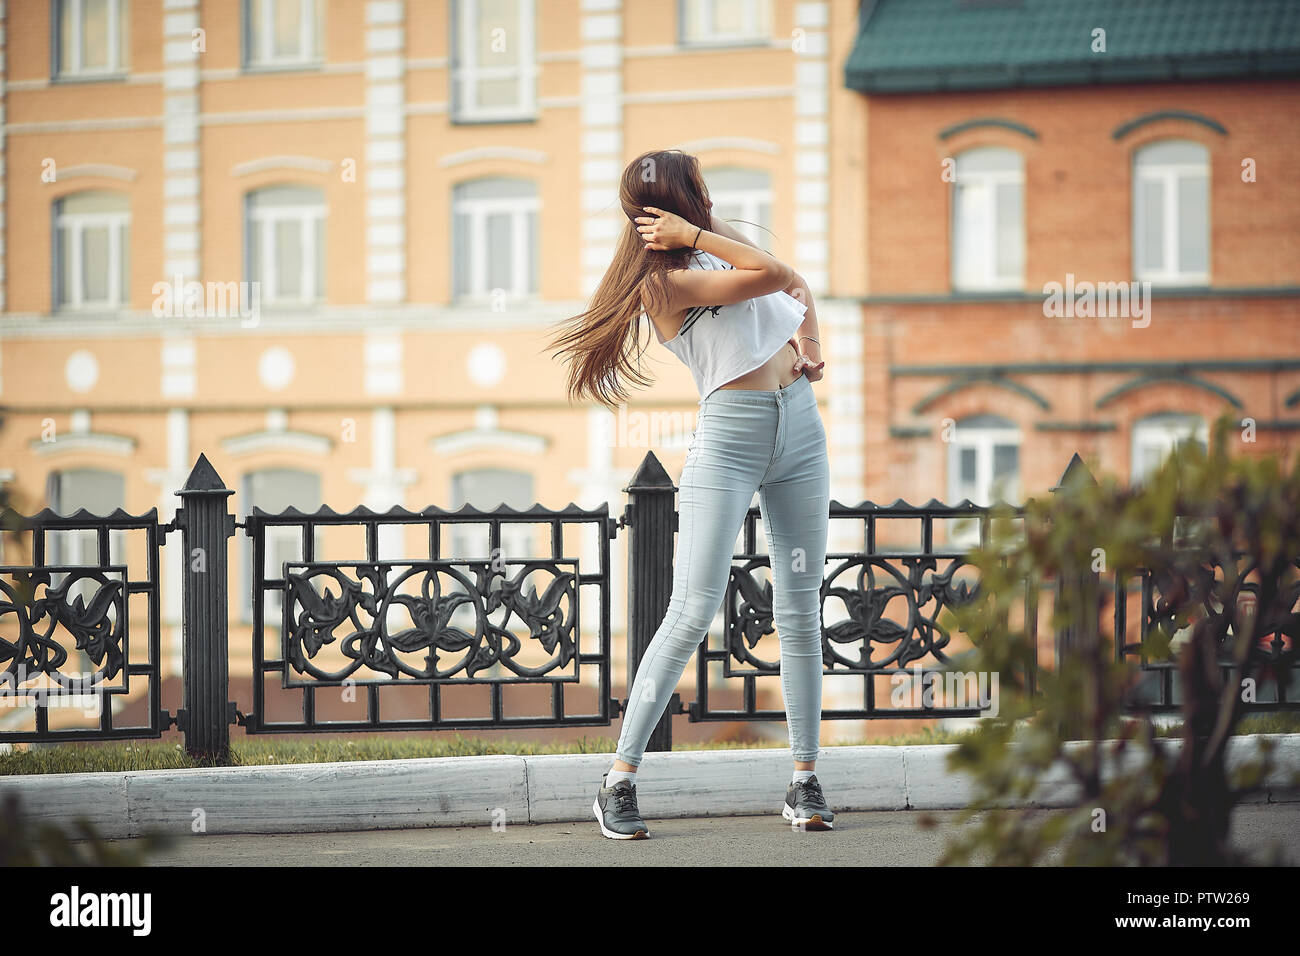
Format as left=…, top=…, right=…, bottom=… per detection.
left=926, top=415, right=1299, bottom=865
left=0, top=790, right=173, bottom=866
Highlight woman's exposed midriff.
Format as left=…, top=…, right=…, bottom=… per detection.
left=716, top=340, right=801, bottom=391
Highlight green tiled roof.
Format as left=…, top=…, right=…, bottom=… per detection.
left=845, top=0, right=1300, bottom=93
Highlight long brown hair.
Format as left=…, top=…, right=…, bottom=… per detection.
left=545, top=149, right=714, bottom=411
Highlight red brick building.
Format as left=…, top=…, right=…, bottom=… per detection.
left=844, top=0, right=1300, bottom=524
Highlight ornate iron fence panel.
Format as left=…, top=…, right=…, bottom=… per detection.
left=0, top=507, right=166, bottom=742
left=690, top=499, right=1031, bottom=723
left=243, top=502, right=616, bottom=733
left=1117, top=549, right=1299, bottom=713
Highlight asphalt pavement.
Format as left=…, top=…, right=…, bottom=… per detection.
left=116, top=802, right=1299, bottom=867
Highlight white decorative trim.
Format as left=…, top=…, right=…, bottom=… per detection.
left=430, top=429, right=548, bottom=457
left=53, top=163, right=140, bottom=182
left=28, top=433, right=136, bottom=457
left=163, top=1, right=201, bottom=284
left=231, top=155, right=335, bottom=178
left=222, top=430, right=333, bottom=457
left=365, top=329, right=403, bottom=396
left=672, top=137, right=781, bottom=156
left=161, top=335, right=196, bottom=398
left=821, top=299, right=864, bottom=510
left=580, top=0, right=624, bottom=299
left=0, top=1, right=6, bottom=315
left=791, top=1, right=830, bottom=297
left=365, top=1, right=406, bottom=303
left=0, top=300, right=595, bottom=336
left=622, top=86, right=793, bottom=104
left=438, top=146, right=548, bottom=167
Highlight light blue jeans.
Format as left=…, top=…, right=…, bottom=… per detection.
left=615, top=372, right=830, bottom=766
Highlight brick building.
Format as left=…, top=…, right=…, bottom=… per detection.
left=844, top=0, right=1300, bottom=534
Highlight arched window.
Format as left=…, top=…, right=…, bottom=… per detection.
left=947, top=414, right=1021, bottom=547
left=245, top=185, right=326, bottom=305
left=1133, top=140, right=1209, bottom=284
left=45, top=467, right=127, bottom=673
left=1131, top=412, right=1207, bottom=485
left=702, top=166, right=773, bottom=251
left=951, top=147, right=1024, bottom=291
left=240, top=468, right=323, bottom=624
left=54, top=191, right=130, bottom=311
left=447, top=467, right=535, bottom=561
left=452, top=178, right=539, bottom=299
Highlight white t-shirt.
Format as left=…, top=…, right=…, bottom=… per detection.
left=650, top=248, right=808, bottom=402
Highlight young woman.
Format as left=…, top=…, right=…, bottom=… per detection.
left=547, top=149, right=833, bottom=839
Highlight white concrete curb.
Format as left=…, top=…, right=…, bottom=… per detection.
left=2, top=734, right=1297, bottom=839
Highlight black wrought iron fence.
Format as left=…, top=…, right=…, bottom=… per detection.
left=0, top=506, right=166, bottom=742
left=243, top=496, right=616, bottom=734
left=0, top=449, right=1293, bottom=762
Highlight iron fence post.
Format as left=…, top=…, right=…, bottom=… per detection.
left=1050, top=452, right=1100, bottom=739
left=174, top=453, right=236, bottom=763
left=622, top=452, right=679, bottom=753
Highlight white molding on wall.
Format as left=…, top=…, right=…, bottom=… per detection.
left=53, top=163, right=140, bottom=182
left=231, top=155, right=335, bottom=177
left=429, top=429, right=549, bottom=457
left=438, top=146, right=549, bottom=167
left=365, top=1, right=407, bottom=303
left=221, top=430, right=333, bottom=457
left=671, top=136, right=781, bottom=156
left=162, top=1, right=202, bottom=283
left=792, top=0, right=831, bottom=295
left=0, top=0, right=7, bottom=314
left=579, top=0, right=625, bottom=299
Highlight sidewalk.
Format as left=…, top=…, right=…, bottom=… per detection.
left=120, top=803, right=1300, bottom=867
left=5, top=734, right=1298, bottom=840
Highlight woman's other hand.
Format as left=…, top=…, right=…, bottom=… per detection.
left=789, top=336, right=825, bottom=383
left=637, top=206, right=696, bottom=251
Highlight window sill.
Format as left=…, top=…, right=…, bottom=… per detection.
left=50, top=306, right=128, bottom=318
left=1135, top=276, right=1211, bottom=290
left=51, top=72, right=129, bottom=85
left=449, top=113, right=539, bottom=126
left=676, top=37, right=773, bottom=50
left=241, top=60, right=326, bottom=75
left=449, top=293, right=543, bottom=308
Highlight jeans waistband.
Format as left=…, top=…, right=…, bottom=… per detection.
left=701, top=372, right=811, bottom=408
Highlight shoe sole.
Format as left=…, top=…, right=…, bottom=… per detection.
left=593, top=797, right=650, bottom=840
left=782, top=801, right=834, bottom=830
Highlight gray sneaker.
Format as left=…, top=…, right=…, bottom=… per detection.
left=593, top=774, right=650, bottom=840
left=782, top=774, right=835, bottom=830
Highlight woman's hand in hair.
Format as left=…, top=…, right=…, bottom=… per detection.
left=636, top=206, right=696, bottom=251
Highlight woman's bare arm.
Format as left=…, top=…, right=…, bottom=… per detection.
left=709, top=214, right=763, bottom=251
left=636, top=206, right=793, bottom=311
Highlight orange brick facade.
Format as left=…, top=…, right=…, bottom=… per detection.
left=855, top=79, right=1300, bottom=503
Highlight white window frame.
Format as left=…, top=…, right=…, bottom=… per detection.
left=245, top=0, right=322, bottom=69
left=951, top=148, right=1025, bottom=292
left=246, top=188, right=326, bottom=305
left=946, top=418, right=1021, bottom=547
left=1131, top=413, right=1208, bottom=485
left=54, top=196, right=130, bottom=311
left=1133, top=141, right=1210, bottom=286
left=679, top=0, right=772, bottom=46
left=704, top=167, right=773, bottom=252
left=452, top=185, right=539, bottom=300
left=55, top=0, right=129, bottom=78
left=452, top=0, right=537, bottom=122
